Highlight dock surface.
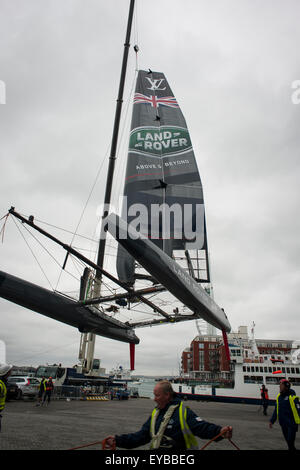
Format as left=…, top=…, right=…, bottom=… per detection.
left=0, top=397, right=296, bottom=450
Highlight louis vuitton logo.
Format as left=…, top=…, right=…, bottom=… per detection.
left=145, top=77, right=166, bottom=91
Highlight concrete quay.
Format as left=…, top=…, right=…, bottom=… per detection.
left=0, top=397, right=296, bottom=451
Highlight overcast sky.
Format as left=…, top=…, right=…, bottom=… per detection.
left=1, top=0, right=300, bottom=376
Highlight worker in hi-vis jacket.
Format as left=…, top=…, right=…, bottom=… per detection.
left=0, top=363, right=13, bottom=432
left=104, top=380, right=232, bottom=450
left=269, top=379, right=300, bottom=451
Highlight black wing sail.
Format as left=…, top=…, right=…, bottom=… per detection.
left=117, top=70, right=209, bottom=286
left=0, top=70, right=230, bottom=342
left=110, top=214, right=231, bottom=333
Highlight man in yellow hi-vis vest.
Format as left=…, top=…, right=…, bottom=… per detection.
left=269, top=379, right=300, bottom=451
left=36, top=376, right=47, bottom=406
left=104, top=380, right=232, bottom=450
left=0, top=363, right=13, bottom=433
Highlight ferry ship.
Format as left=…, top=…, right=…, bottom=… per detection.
left=108, top=365, right=141, bottom=385
left=172, top=326, right=300, bottom=405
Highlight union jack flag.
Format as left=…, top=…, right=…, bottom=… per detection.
left=134, top=93, right=179, bottom=109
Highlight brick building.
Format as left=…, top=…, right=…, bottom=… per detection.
left=181, top=325, right=295, bottom=380
left=181, top=335, right=230, bottom=380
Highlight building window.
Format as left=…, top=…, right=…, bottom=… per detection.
left=266, top=376, right=284, bottom=385
left=244, top=376, right=263, bottom=384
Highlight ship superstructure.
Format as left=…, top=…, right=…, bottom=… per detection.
left=172, top=325, right=300, bottom=404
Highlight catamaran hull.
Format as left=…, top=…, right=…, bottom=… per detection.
left=107, top=214, right=231, bottom=333
left=0, top=270, right=139, bottom=344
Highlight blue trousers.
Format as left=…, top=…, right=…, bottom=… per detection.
left=281, top=424, right=297, bottom=451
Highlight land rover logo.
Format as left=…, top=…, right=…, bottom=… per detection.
left=129, top=126, right=192, bottom=156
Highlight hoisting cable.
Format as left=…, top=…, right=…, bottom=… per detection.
left=8, top=207, right=172, bottom=321
left=134, top=44, right=139, bottom=71
left=13, top=216, right=81, bottom=285
left=54, top=141, right=111, bottom=291
left=133, top=0, right=139, bottom=71
left=11, top=214, right=54, bottom=290
left=30, top=218, right=99, bottom=244
left=109, top=68, right=137, bottom=218
left=0, top=213, right=9, bottom=242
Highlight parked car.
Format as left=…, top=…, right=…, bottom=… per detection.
left=6, top=382, right=22, bottom=401
left=110, top=388, right=129, bottom=400
left=7, top=376, right=40, bottom=399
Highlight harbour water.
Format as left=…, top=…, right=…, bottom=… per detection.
left=129, top=378, right=156, bottom=399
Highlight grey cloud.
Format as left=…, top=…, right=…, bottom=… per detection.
left=1, top=0, right=300, bottom=375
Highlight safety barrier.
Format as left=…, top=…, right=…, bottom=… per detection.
left=52, top=386, right=111, bottom=401
left=53, top=385, right=83, bottom=400
left=81, top=396, right=109, bottom=401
